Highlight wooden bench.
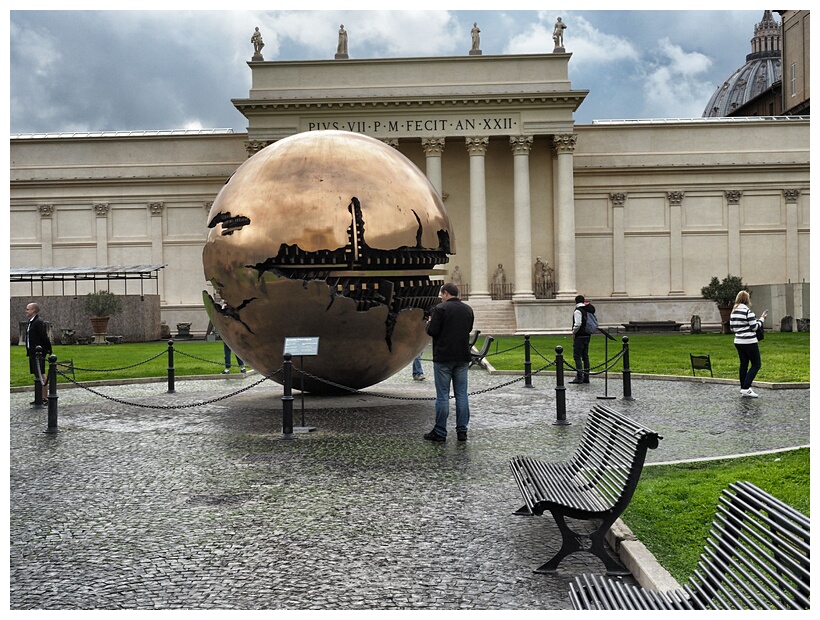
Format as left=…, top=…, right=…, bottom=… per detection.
left=569, top=481, right=810, bottom=609
left=509, top=404, right=661, bottom=575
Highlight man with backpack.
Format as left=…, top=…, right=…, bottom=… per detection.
left=570, top=294, right=597, bottom=384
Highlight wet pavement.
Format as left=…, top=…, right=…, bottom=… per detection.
left=9, top=365, right=810, bottom=610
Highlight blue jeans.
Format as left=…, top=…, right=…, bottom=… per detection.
left=735, top=342, right=761, bottom=389
left=412, top=354, right=423, bottom=377
left=433, top=361, right=470, bottom=437
left=224, top=342, right=243, bottom=368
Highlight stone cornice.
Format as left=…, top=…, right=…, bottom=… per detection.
left=233, top=93, right=586, bottom=113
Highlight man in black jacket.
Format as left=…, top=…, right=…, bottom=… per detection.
left=25, top=302, right=52, bottom=406
left=570, top=294, right=592, bottom=384
left=423, top=283, right=475, bottom=442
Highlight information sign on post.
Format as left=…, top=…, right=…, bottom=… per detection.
left=283, top=337, right=320, bottom=432
left=283, top=337, right=320, bottom=357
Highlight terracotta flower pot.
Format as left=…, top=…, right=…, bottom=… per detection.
left=89, top=316, right=110, bottom=344
left=718, top=305, right=732, bottom=334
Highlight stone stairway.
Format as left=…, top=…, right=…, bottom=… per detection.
left=465, top=299, right=517, bottom=336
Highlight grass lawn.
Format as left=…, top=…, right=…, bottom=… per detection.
left=482, top=331, right=809, bottom=383
left=9, top=340, right=232, bottom=388
left=625, top=447, right=810, bottom=584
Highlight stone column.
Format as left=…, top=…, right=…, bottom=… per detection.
left=667, top=191, right=685, bottom=295
left=610, top=192, right=628, bottom=296
left=149, top=202, right=165, bottom=302
left=94, top=202, right=110, bottom=266
left=552, top=134, right=577, bottom=299
left=783, top=189, right=800, bottom=283
left=38, top=204, right=55, bottom=295
left=421, top=138, right=445, bottom=196
left=510, top=135, right=535, bottom=300
left=466, top=137, right=490, bottom=299
left=726, top=190, right=742, bottom=276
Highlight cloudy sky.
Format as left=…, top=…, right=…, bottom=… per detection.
left=9, top=6, right=768, bottom=135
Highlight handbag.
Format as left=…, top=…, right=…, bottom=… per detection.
left=755, top=324, right=765, bottom=341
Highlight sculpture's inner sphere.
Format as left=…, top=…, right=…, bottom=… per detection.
left=202, top=130, right=454, bottom=394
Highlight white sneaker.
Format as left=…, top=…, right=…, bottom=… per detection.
left=239, top=366, right=246, bottom=373
left=222, top=368, right=230, bottom=374
left=741, top=388, right=759, bottom=398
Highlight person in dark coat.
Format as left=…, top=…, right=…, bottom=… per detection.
left=24, top=302, right=52, bottom=405
left=423, top=283, right=475, bottom=442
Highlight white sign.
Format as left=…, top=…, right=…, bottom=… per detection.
left=284, top=337, right=320, bottom=357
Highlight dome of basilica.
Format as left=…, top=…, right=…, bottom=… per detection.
left=702, top=11, right=782, bottom=117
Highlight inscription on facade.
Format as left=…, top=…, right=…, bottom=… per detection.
left=304, top=115, right=519, bottom=137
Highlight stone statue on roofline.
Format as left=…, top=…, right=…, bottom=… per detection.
left=251, top=27, right=264, bottom=61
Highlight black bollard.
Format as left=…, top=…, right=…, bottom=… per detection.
left=554, top=345, right=570, bottom=425
left=281, top=353, right=296, bottom=440
left=167, top=339, right=175, bottom=394
left=523, top=335, right=533, bottom=388
left=33, top=346, right=45, bottom=409
left=45, top=354, right=59, bottom=434
left=622, top=336, right=635, bottom=401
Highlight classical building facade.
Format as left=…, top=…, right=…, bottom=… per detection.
left=10, top=38, right=810, bottom=338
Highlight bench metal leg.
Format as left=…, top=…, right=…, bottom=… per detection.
left=534, top=513, right=630, bottom=576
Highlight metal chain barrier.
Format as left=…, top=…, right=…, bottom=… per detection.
left=61, top=349, right=167, bottom=373
left=563, top=348, right=625, bottom=376
left=291, top=360, right=556, bottom=401
left=173, top=347, right=226, bottom=366
left=53, top=367, right=282, bottom=409
left=28, top=335, right=633, bottom=425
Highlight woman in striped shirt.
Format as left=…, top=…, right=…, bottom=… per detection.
left=729, top=290, right=767, bottom=398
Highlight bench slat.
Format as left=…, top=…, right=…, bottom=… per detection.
left=570, top=481, right=810, bottom=610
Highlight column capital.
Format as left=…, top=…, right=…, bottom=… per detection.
left=551, top=133, right=577, bottom=154
left=465, top=136, right=489, bottom=155
left=783, top=189, right=801, bottom=203
left=422, top=137, right=445, bottom=156
left=148, top=202, right=165, bottom=215
left=725, top=190, right=742, bottom=205
left=609, top=192, right=627, bottom=207
left=380, top=138, right=399, bottom=149
left=204, top=200, right=214, bottom=210
left=666, top=191, right=684, bottom=206
left=94, top=202, right=110, bottom=217
left=38, top=203, right=54, bottom=218
left=244, top=140, right=272, bottom=157
left=509, top=135, right=533, bottom=155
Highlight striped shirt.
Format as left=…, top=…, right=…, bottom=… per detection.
left=730, top=303, right=762, bottom=344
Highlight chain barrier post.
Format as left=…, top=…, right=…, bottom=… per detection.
left=281, top=353, right=296, bottom=439
left=33, top=346, right=45, bottom=409
left=523, top=335, right=533, bottom=388
left=45, top=354, right=59, bottom=434
left=167, top=339, right=176, bottom=394
left=622, top=336, right=635, bottom=400
left=554, top=345, right=569, bottom=425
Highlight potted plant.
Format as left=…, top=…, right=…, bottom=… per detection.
left=83, top=290, right=123, bottom=343
left=701, top=274, right=746, bottom=333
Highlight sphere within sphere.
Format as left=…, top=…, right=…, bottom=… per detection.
left=203, top=130, right=454, bottom=393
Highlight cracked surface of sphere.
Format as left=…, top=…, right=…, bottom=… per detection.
left=203, top=130, right=454, bottom=394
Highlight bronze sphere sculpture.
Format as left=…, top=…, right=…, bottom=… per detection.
left=203, top=130, right=454, bottom=393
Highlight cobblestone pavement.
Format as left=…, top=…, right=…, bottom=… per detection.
left=9, top=367, right=810, bottom=610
